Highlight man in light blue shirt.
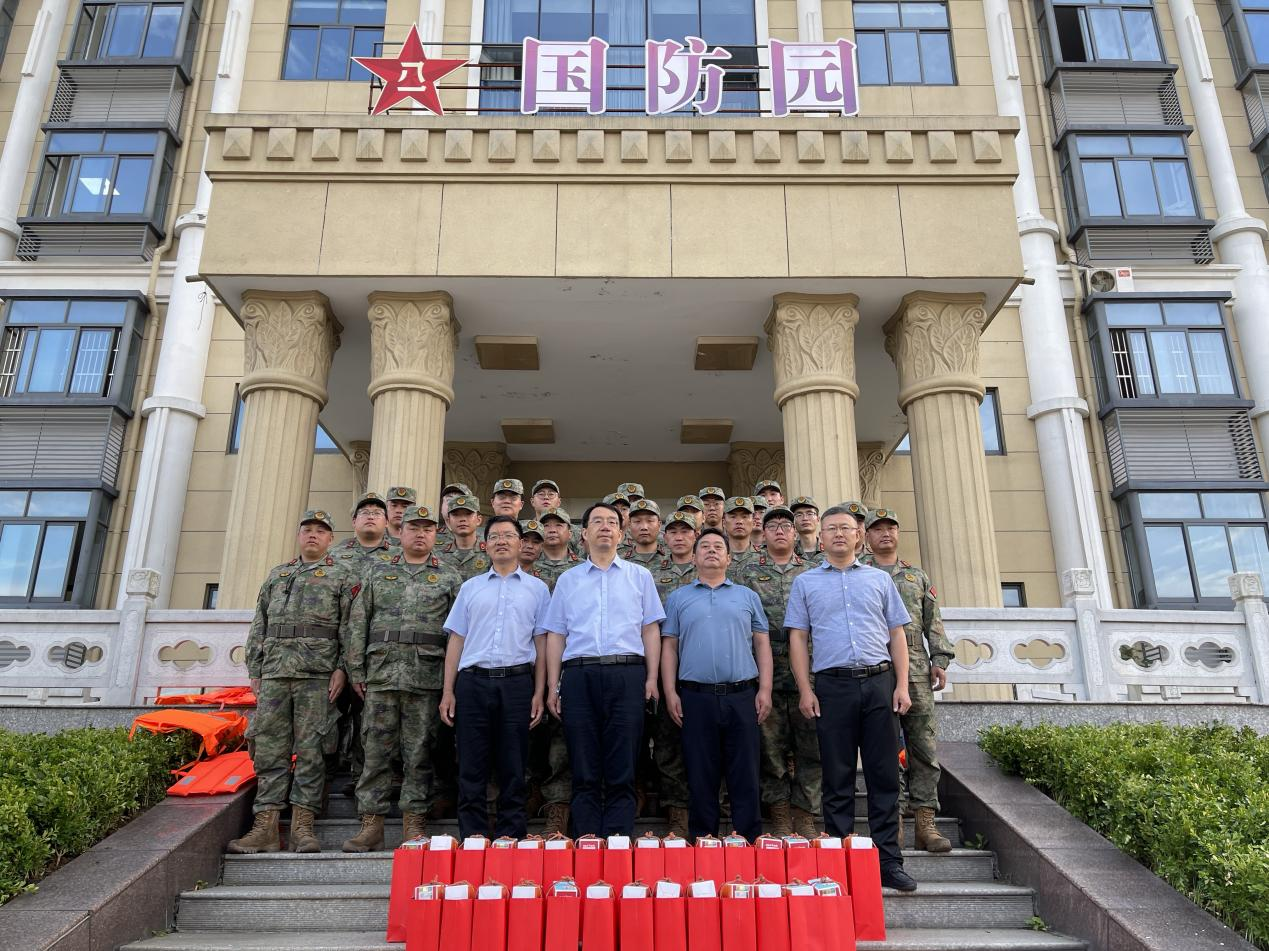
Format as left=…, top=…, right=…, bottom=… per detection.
left=661, top=528, right=772, bottom=841
left=440, top=516, right=551, bottom=839
left=787, top=503, right=915, bottom=892
left=544, top=501, right=665, bottom=836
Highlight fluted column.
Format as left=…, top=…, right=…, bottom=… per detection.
left=765, top=294, right=861, bottom=504
left=885, top=292, right=1002, bottom=607
left=217, top=291, right=341, bottom=608
left=365, top=292, right=459, bottom=506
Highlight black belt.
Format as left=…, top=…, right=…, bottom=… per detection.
left=267, top=623, right=338, bottom=639
left=371, top=630, right=447, bottom=647
left=562, top=653, right=642, bottom=668
left=464, top=663, right=532, bottom=678
left=768, top=629, right=789, bottom=645
left=818, top=661, right=892, bottom=678
left=679, top=679, right=758, bottom=695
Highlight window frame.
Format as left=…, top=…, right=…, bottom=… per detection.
left=1119, top=490, right=1269, bottom=608
left=281, top=0, right=386, bottom=82
left=1217, top=0, right=1269, bottom=81
left=893, top=387, right=1006, bottom=455
left=0, top=293, right=148, bottom=412
left=1001, top=582, right=1028, bottom=607
left=854, top=0, right=957, bottom=87
left=0, top=488, right=112, bottom=607
left=1033, top=0, right=1168, bottom=76
left=67, top=0, right=203, bottom=74
left=227, top=386, right=342, bottom=454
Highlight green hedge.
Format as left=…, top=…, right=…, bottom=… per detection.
left=979, top=723, right=1269, bottom=950
left=0, top=727, right=195, bottom=904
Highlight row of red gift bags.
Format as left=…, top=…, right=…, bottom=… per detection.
left=406, top=878, right=861, bottom=951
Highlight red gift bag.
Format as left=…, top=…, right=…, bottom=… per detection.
left=619, top=887, right=653, bottom=949
left=544, top=892, right=581, bottom=951
left=454, top=846, right=486, bottom=888
left=582, top=884, right=616, bottom=951
left=825, top=893, right=857, bottom=951
left=754, top=888, right=790, bottom=951
left=405, top=884, right=444, bottom=951
left=472, top=884, right=509, bottom=951
left=721, top=895, right=758, bottom=951
left=574, top=848, right=603, bottom=890
left=543, top=843, right=574, bottom=884
left=486, top=845, right=515, bottom=886
left=514, top=843, right=544, bottom=885
left=507, top=887, right=545, bottom=951
left=662, top=844, right=694, bottom=886
left=438, top=884, right=475, bottom=951
left=693, top=846, right=725, bottom=886
left=422, top=836, right=456, bottom=884
left=755, top=849, right=785, bottom=884
left=653, top=888, right=687, bottom=951
left=845, top=840, right=885, bottom=940
left=686, top=887, right=722, bottom=951
left=387, top=846, right=427, bottom=941
left=602, top=844, right=632, bottom=887
left=634, top=843, right=664, bottom=884
left=724, top=846, right=756, bottom=881
left=787, top=893, right=830, bottom=951
left=784, top=846, right=816, bottom=883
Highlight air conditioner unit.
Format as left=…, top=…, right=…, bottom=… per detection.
left=1081, top=266, right=1134, bottom=296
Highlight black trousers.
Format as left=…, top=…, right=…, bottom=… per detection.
left=454, top=668, right=533, bottom=840
left=680, top=686, right=762, bottom=841
left=560, top=664, right=644, bottom=836
left=815, top=669, right=903, bottom=869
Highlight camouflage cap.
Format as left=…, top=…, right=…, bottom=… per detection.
left=300, top=509, right=334, bottom=531
left=628, top=499, right=661, bottom=517
left=402, top=504, right=439, bottom=525
left=762, top=506, right=796, bottom=526
left=603, top=492, right=631, bottom=506
left=698, top=486, right=726, bottom=501
left=352, top=491, right=388, bottom=516
left=725, top=496, right=755, bottom=514
left=865, top=506, right=900, bottom=530
left=441, top=481, right=472, bottom=497
left=617, top=482, right=645, bottom=500
left=664, top=512, right=698, bottom=531
left=838, top=500, right=868, bottom=521
left=446, top=494, right=481, bottom=514
left=752, top=497, right=769, bottom=512
left=540, top=506, right=572, bottom=525
left=492, top=478, right=524, bottom=496
left=753, top=479, right=783, bottom=495
left=789, top=495, right=820, bottom=513
left=520, top=519, right=545, bottom=539
left=386, top=486, right=417, bottom=503
left=676, top=494, right=704, bottom=512
left=532, top=479, right=561, bottom=494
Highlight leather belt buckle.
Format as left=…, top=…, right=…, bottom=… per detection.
left=711, top=683, right=729, bottom=695
left=599, top=655, right=619, bottom=665
left=488, top=666, right=508, bottom=679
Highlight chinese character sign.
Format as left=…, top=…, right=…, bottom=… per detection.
left=521, top=37, right=610, bottom=115
left=769, top=39, right=859, bottom=117
left=645, top=37, right=731, bottom=115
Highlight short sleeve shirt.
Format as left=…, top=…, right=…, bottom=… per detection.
left=784, top=560, right=910, bottom=670
left=444, top=567, right=552, bottom=670
left=542, top=556, right=666, bottom=661
left=662, top=579, right=768, bottom=684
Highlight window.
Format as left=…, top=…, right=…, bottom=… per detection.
left=1093, top=299, right=1237, bottom=401
left=895, top=388, right=1005, bottom=454
left=1040, top=0, right=1163, bottom=69
left=282, top=0, right=385, bottom=81
left=478, top=0, right=759, bottom=114
left=28, top=132, right=175, bottom=223
left=228, top=390, right=341, bottom=453
left=70, top=1, right=194, bottom=62
left=1001, top=582, right=1027, bottom=607
left=0, top=489, right=109, bottom=605
left=1123, top=491, right=1269, bottom=605
left=203, top=583, right=218, bottom=608
left=1219, top=0, right=1269, bottom=75
left=855, top=1, right=955, bottom=85
left=0, top=0, right=19, bottom=66
left=1061, top=134, right=1199, bottom=229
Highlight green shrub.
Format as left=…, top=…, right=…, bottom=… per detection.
left=0, top=727, right=195, bottom=904
left=980, top=723, right=1269, bottom=949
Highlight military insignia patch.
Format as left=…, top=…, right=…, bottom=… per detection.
left=502, top=480, right=513, bottom=489
left=385, top=574, right=398, bottom=581
left=758, top=575, right=771, bottom=582
left=279, top=571, right=291, bottom=577
left=475, top=558, right=488, bottom=569
left=314, top=569, right=326, bottom=577
left=905, top=572, right=916, bottom=582
left=660, top=576, right=673, bottom=583
left=929, top=585, right=938, bottom=600
left=427, top=573, right=439, bottom=583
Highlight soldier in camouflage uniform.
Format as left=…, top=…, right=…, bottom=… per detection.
left=617, top=482, right=645, bottom=502
left=753, top=480, right=785, bottom=508
left=343, top=504, right=463, bottom=851
left=436, top=482, right=472, bottom=541
left=623, top=499, right=666, bottom=566
left=863, top=507, right=954, bottom=853
left=385, top=486, right=417, bottom=542
left=491, top=478, right=525, bottom=518
left=750, top=496, right=768, bottom=551
left=676, top=495, right=704, bottom=530
left=650, top=512, right=698, bottom=836
left=229, top=510, right=356, bottom=855
left=790, top=496, right=823, bottom=564
left=723, top=497, right=759, bottom=576
left=698, top=487, right=725, bottom=529
left=737, top=506, right=820, bottom=838
left=440, top=495, right=490, bottom=581
left=530, top=479, right=562, bottom=516
left=520, top=519, right=545, bottom=570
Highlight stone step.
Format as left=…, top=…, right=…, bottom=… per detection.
left=319, top=795, right=879, bottom=820
left=222, top=848, right=994, bottom=886
left=304, top=816, right=962, bottom=851
left=127, top=927, right=1085, bottom=951
left=174, top=880, right=1028, bottom=932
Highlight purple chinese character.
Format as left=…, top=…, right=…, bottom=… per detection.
left=645, top=36, right=731, bottom=115
left=521, top=37, right=608, bottom=115
left=769, top=39, right=858, bottom=117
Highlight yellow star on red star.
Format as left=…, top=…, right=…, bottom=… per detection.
left=353, top=24, right=468, bottom=116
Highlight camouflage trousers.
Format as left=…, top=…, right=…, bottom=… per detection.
left=535, top=716, right=572, bottom=806
left=900, top=677, right=941, bottom=810
left=251, top=677, right=337, bottom=814
left=759, top=691, right=822, bottom=813
left=355, top=688, right=441, bottom=816
left=652, top=700, right=688, bottom=810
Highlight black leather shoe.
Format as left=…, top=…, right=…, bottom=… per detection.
left=881, top=866, right=918, bottom=892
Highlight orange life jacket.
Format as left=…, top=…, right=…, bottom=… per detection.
left=167, top=750, right=256, bottom=796
left=154, top=686, right=257, bottom=707
left=129, top=709, right=249, bottom=758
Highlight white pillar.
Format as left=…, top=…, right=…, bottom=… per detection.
left=796, top=0, right=823, bottom=41
left=117, top=0, right=256, bottom=608
left=0, top=0, right=72, bottom=259
left=1166, top=0, right=1269, bottom=450
left=418, top=0, right=444, bottom=46
left=1230, top=572, right=1269, bottom=703
left=982, top=0, right=1114, bottom=608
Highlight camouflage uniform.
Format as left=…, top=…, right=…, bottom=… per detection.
left=794, top=538, right=825, bottom=565
left=345, top=552, right=463, bottom=816
left=624, top=546, right=666, bottom=568
left=331, top=536, right=397, bottom=568
left=650, top=555, right=697, bottom=810
left=737, top=552, right=822, bottom=812
left=861, top=555, right=952, bottom=810
left=246, top=552, right=357, bottom=814
left=530, top=548, right=582, bottom=806
left=440, top=539, right=491, bottom=582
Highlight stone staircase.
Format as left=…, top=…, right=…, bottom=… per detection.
left=124, top=783, right=1087, bottom=951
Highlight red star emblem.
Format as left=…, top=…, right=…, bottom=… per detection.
left=354, top=24, right=468, bottom=117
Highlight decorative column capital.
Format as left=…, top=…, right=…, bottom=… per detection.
left=348, top=440, right=371, bottom=496
left=240, top=290, right=341, bottom=406
left=443, top=441, right=509, bottom=509
left=884, top=291, right=989, bottom=409
left=764, top=293, right=860, bottom=408
left=857, top=442, right=886, bottom=506
left=367, top=291, right=461, bottom=406
left=728, top=442, right=786, bottom=497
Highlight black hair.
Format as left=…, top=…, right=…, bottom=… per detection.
left=581, top=501, right=622, bottom=528
left=694, top=527, right=730, bottom=552
left=483, top=514, right=524, bottom=540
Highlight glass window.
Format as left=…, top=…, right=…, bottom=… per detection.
left=893, top=388, right=1003, bottom=454
left=71, top=1, right=189, bottom=62
left=855, top=0, right=955, bottom=85
left=228, top=390, right=342, bottom=453
left=1045, top=0, right=1163, bottom=67
left=1139, top=492, right=1201, bottom=518
left=1071, top=136, right=1199, bottom=224
left=1202, top=492, right=1264, bottom=518
left=0, top=298, right=133, bottom=400
left=1144, top=524, right=1195, bottom=598
left=283, top=0, right=384, bottom=80
left=29, top=132, right=172, bottom=224
left=0, top=0, right=16, bottom=67
left=1001, top=582, right=1027, bottom=607
left=1099, top=299, right=1237, bottom=401
left=0, top=523, right=40, bottom=599
left=0, top=490, right=105, bottom=604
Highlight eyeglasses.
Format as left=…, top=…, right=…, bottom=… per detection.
left=822, top=524, right=860, bottom=535
left=765, top=523, right=795, bottom=532
left=486, top=533, right=521, bottom=542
